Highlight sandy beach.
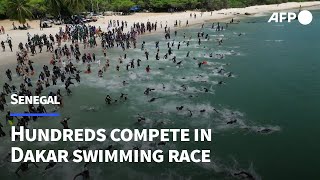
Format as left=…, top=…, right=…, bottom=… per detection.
left=0, top=1, right=319, bottom=65
left=0, top=1, right=320, bottom=179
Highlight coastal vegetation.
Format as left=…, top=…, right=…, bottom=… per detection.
left=0, top=0, right=312, bottom=22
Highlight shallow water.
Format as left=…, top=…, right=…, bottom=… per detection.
left=0, top=10, right=320, bottom=180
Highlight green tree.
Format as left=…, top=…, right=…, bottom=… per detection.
left=0, top=0, right=7, bottom=17
left=149, top=0, right=169, bottom=11
left=99, top=0, right=112, bottom=12
left=65, top=0, right=88, bottom=14
left=132, top=0, right=148, bottom=9
left=28, top=0, right=47, bottom=17
left=94, top=0, right=105, bottom=12
left=6, top=0, right=33, bottom=24
left=45, top=0, right=62, bottom=16
left=0, top=0, right=316, bottom=18
left=111, top=0, right=135, bottom=13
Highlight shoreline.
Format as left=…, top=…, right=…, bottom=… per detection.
left=0, top=2, right=320, bottom=66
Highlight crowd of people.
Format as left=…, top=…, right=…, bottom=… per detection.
left=0, top=12, right=258, bottom=179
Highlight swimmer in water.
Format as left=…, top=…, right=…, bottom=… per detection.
left=122, top=81, right=129, bottom=86
left=148, top=98, right=156, bottom=102
left=181, top=84, right=187, bottom=91
left=137, top=59, right=141, bottom=67
left=45, top=161, right=57, bottom=170
left=3, top=83, right=11, bottom=94
left=176, top=106, right=184, bottom=111
left=137, top=114, right=146, bottom=122
left=233, top=171, right=255, bottom=180
left=104, top=145, right=113, bottom=151
left=60, top=117, right=70, bottom=129
left=200, top=109, right=206, bottom=113
left=120, top=93, right=128, bottom=100
left=187, top=109, right=193, bottom=117
left=73, top=165, right=90, bottom=180
left=258, top=128, right=272, bottom=134
left=0, top=100, right=6, bottom=112
left=6, top=69, right=12, bottom=81
left=0, top=122, right=6, bottom=137
left=144, top=88, right=155, bottom=95
left=146, top=65, right=151, bottom=73
left=75, top=73, right=81, bottom=83
left=172, top=56, right=176, bottom=63
left=15, top=162, right=39, bottom=177
left=105, top=95, right=112, bottom=104
left=227, top=119, right=237, bottom=124
left=98, top=69, right=103, bottom=77
left=148, top=97, right=162, bottom=102
left=66, top=87, right=72, bottom=96
left=158, top=141, right=166, bottom=146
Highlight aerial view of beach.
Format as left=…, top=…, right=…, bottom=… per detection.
left=0, top=0, right=320, bottom=179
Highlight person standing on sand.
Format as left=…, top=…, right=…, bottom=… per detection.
left=8, top=39, right=12, bottom=52
left=12, top=22, right=15, bottom=29
left=1, top=41, right=5, bottom=51
left=1, top=26, right=5, bottom=34
left=39, top=20, right=43, bottom=31
left=6, top=34, right=12, bottom=42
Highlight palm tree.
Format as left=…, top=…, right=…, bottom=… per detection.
left=65, top=0, right=87, bottom=14
left=45, top=0, right=62, bottom=16
left=6, top=0, right=33, bottom=24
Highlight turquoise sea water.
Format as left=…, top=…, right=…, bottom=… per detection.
left=0, top=10, right=320, bottom=180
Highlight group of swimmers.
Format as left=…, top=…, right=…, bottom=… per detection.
left=0, top=11, right=262, bottom=179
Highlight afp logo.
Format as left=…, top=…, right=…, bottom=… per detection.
left=268, top=10, right=313, bottom=25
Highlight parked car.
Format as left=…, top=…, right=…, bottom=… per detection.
left=53, top=20, right=62, bottom=25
